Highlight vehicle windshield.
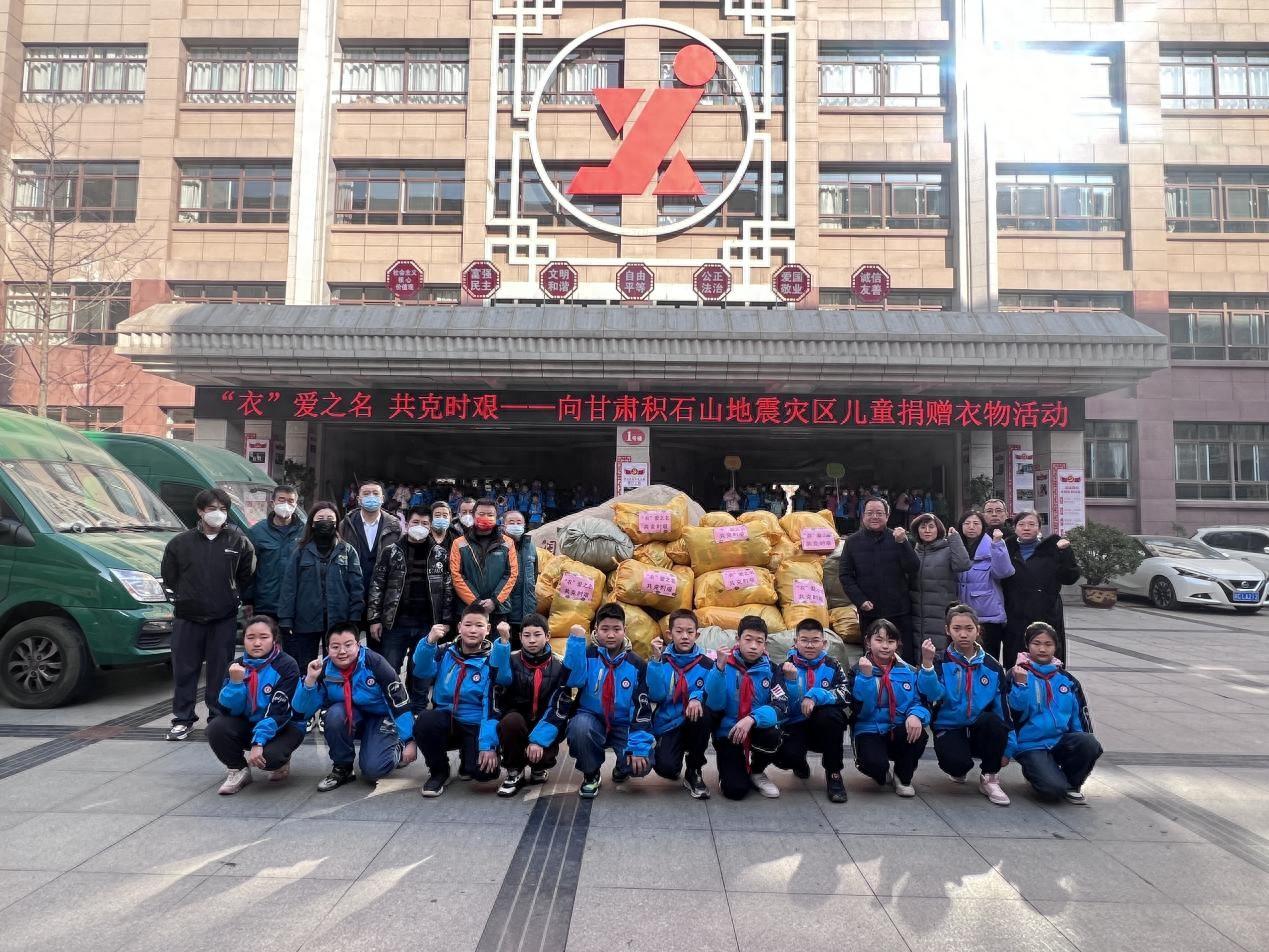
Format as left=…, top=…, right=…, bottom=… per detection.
left=1142, top=537, right=1226, bottom=560
left=217, top=480, right=273, bottom=526
left=3, top=458, right=182, bottom=531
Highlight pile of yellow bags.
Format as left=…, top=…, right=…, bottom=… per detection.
left=546, top=557, right=605, bottom=649
left=694, top=566, right=778, bottom=608
left=612, top=494, right=690, bottom=544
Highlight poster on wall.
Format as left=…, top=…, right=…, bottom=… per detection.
left=1034, top=469, right=1050, bottom=529
left=1053, top=468, right=1086, bottom=536
left=1009, top=449, right=1034, bottom=514
left=618, top=460, right=651, bottom=495
left=245, top=436, right=271, bottom=475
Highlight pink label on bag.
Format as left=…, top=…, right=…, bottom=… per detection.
left=713, top=524, right=750, bottom=543
left=640, top=569, right=679, bottom=597
left=792, top=579, right=827, bottom=605
left=800, top=527, right=836, bottom=552
left=637, top=509, right=673, bottom=534
left=558, top=572, right=595, bottom=602
left=722, top=567, right=759, bottom=590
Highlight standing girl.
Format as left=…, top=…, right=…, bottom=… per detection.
left=908, top=513, right=972, bottom=652
left=278, top=502, right=364, bottom=670
left=849, top=619, right=931, bottom=797
left=957, top=510, right=1015, bottom=662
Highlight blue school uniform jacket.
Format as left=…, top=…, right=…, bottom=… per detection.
left=784, top=650, right=851, bottom=725
left=218, top=647, right=305, bottom=746
left=292, top=646, right=413, bottom=739
left=704, top=650, right=799, bottom=738
left=917, top=646, right=1016, bottom=756
left=529, top=634, right=654, bottom=757
left=413, top=638, right=499, bottom=751
left=1008, top=663, right=1094, bottom=753
left=848, top=659, right=930, bottom=736
left=647, top=646, right=713, bottom=736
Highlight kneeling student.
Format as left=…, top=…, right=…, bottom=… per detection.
left=704, top=615, right=800, bottom=801
left=1009, top=622, right=1102, bottom=803
left=207, top=615, right=306, bottom=795
left=490, top=612, right=565, bottom=797
left=293, top=622, right=417, bottom=792
left=754, top=617, right=851, bottom=803
left=413, top=606, right=502, bottom=797
left=647, top=609, right=715, bottom=799
left=850, top=619, right=930, bottom=797
left=916, top=604, right=1016, bottom=806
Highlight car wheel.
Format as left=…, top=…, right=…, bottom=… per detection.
left=0, top=618, right=91, bottom=708
left=1149, top=576, right=1178, bottom=610
left=1235, top=606, right=1262, bottom=615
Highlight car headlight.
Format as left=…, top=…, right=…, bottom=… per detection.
left=1174, top=566, right=1217, bottom=582
left=111, top=569, right=168, bottom=602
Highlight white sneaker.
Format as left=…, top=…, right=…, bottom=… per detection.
left=894, top=779, right=916, bottom=798
left=979, top=772, right=1011, bottom=806
left=1064, top=789, right=1088, bottom=805
left=750, top=770, right=780, bottom=798
left=218, top=766, right=253, bottom=796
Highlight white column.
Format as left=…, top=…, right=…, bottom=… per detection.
left=961, top=430, right=994, bottom=509
left=194, top=417, right=245, bottom=453
left=614, top=426, right=651, bottom=497
left=284, top=421, right=313, bottom=465
left=952, top=0, right=996, bottom=310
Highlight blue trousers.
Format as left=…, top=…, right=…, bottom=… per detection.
left=322, top=704, right=401, bottom=781
left=565, top=709, right=632, bottom=776
left=1015, top=733, right=1103, bottom=801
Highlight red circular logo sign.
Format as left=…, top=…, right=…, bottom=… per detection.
left=851, top=264, right=891, bottom=304
left=621, top=428, right=646, bottom=446
left=461, top=260, right=501, bottom=300
left=615, top=262, right=655, bottom=301
left=385, top=259, right=423, bottom=299
left=772, top=264, right=812, bottom=303
left=539, top=260, right=579, bottom=300
left=692, top=263, right=732, bottom=302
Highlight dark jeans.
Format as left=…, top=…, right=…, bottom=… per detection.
left=171, top=616, right=238, bottom=726
left=979, top=622, right=1006, bottom=664
left=497, top=710, right=559, bottom=771
left=322, top=704, right=401, bottom=781
left=652, top=715, right=712, bottom=780
left=286, top=631, right=323, bottom=673
left=754, top=706, right=847, bottom=775
left=853, top=729, right=928, bottom=786
left=933, top=711, right=1011, bottom=777
left=379, top=622, right=426, bottom=677
left=206, top=716, right=304, bottom=770
left=414, top=708, right=499, bottom=781
left=1015, top=733, right=1103, bottom=801
left=858, top=610, right=915, bottom=660
left=565, top=709, right=631, bottom=776
left=713, top=726, right=783, bottom=800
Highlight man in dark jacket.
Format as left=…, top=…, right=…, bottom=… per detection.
left=160, top=488, right=256, bottom=741
left=243, top=484, right=302, bottom=620
left=449, top=498, right=520, bottom=630
left=839, top=496, right=921, bottom=659
left=337, top=479, right=402, bottom=624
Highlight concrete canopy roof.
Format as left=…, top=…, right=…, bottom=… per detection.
left=115, top=303, right=1169, bottom=397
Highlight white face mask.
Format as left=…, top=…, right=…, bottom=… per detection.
left=407, top=525, right=430, bottom=542
left=273, top=502, right=296, bottom=520
left=202, top=509, right=228, bottom=529
left=459, top=513, right=475, bottom=528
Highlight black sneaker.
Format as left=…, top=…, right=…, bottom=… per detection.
left=421, top=773, right=450, bottom=798
left=457, top=771, right=473, bottom=781
left=827, top=772, right=848, bottom=804
left=611, top=764, right=630, bottom=784
left=579, top=772, right=602, bottom=799
left=497, top=770, right=524, bottom=798
left=528, top=768, right=549, bottom=785
left=683, top=768, right=710, bottom=800
left=166, top=723, right=192, bottom=742
left=792, top=760, right=812, bottom=781
left=317, top=764, right=355, bottom=792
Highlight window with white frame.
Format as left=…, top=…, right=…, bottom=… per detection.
left=339, top=45, right=468, bottom=104
left=22, top=45, right=146, bottom=102
left=1175, top=422, right=1269, bottom=500
left=185, top=46, right=297, bottom=103
left=1085, top=421, right=1134, bottom=498
left=818, top=49, right=942, bottom=108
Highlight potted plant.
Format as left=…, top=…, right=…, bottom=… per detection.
left=967, top=474, right=995, bottom=509
left=1065, top=522, right=1146, bottom=608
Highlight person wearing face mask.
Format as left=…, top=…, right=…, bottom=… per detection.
left=161, top=488, right=257, bottom=741
left=1002, top=510, right=1080, bottom=668
left=243, top=485, right=303, bottom=623
left=337, top=480, right=402, bottom=626
left=450, top=499, right=520, bottom=631
left=280, top=503, right=365, bottom=671
left=427, top=500, right=457, bottom=551
left=456, top=497, right=477, bottom=533
left=502, top=510, right=537, bottom=640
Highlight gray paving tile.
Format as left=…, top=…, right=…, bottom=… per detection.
left=569, top=885, right=738, bottom=952
left=1186, top=903, right=1269, bottom=952
left=707, top=788, right=833, bottom=833
left=57, top=770, right=215, bottom=814
left=810, top=780, right=958, bottom=835
left=714, top=831, right=871, bottom=895
left=0, top=737, right=48, bottom=757
left=915, top=779, right=1081, bottom=839
left=300, top=881, right=498, bottom=952
left=842, top=834, right=1020, bottom=899
left=360, top=821, right=519, bottom=885
left=0, top=868, right=60, bottom=912
left=580, top=827, right=723, bottom=890
left=881, top=897, right=1077, bottom=952
left=730, top=893, right=906, bottom=952
left=214, top=817, right=401, bottom=880
left=42, top=740, right=178, bottom=773
left=1033, top=900, right=1246, bottom=952
left=586, top=781, right=712, bottom=829
left=0, top=811, right=38, bottom=832
left=79, top=815, right=278, bottom=876
left=0, top=811, right=154, bottom=871
left=399, top=779, right=539, bottom=826
left=172, top=772, right=323, bottom=819
left=967, top=837, right=1170, bottom=902
left=1034, top=777, right=1204, bottom=842
left=0, top=767, right=122, bottom=812
left=283, top=773, right=430, bottom=822
left=1101, top=841, right=1269, bottom=905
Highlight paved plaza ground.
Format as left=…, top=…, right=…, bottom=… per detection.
left=0, top=598, right=1267, bottom=952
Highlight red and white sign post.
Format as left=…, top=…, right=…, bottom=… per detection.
left=461, top=260, right=501, bottom=301
left=772, top=263, right=812, bottom=303
left=616, top=262, right=655, bottom=301
left=539, top=260, right=579, bottom=301
left=692, top=262, right=732, bottom=303
left=851, top=264, right=890, bottom=305
left=385, top=259, right=423, bottom=300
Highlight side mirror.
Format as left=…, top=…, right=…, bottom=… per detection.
left=1261, top=546, right=1269, bottom=555
left=0, top=517, right=35, bottom=548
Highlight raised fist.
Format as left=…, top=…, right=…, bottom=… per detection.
left=569, top=624, right=587, bottom=639
left=650, top=637, right=665, bottom=659
left=427, top=624, right=447, bottom=644
left=857, top=656, right=874, bottom=677
left=992, top=529, right=1003, bottom=541
left=921, top=639, right=937, bottom=666
left=781, top=661, right=798, bottom=679
left=893, top=527, right=908, bottom=543
left=227, top=662, right=246, bottom=683
left=496, top=621, right=512, bottom=643
left=1056, top=537, right=1070, bottom=549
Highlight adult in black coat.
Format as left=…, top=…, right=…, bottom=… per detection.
left=1002, top=510, right=1081, bottom=667
left=839, top=496, right=922, bottom=659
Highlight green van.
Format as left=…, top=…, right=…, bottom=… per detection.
left=85, top=432, right=276, bottom=531
left=0, top=409, right=182, bottom=708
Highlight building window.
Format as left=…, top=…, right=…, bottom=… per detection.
left=997, top=170, right=1121, bottom=232
left=1175, top=422, right=1269, bottom=501
left=8, top=406, right=125, bottom=431
left=997, top=292, right=1127, bottom=313
left=12, top=161, right=138, bottom=223
left=185, top=46, right=297, bottom=104
left=658, top=166, right=786, bottom=228
left=22, top=45, right=146, bottom=103
left=1169, top=295, right=1269, bottom=361
left=3, top=283, right=131, bottom=345
left=820, top=289, right=951, bottom=311
left=334, top=166, right=463, bottom=226
left=818, top=169, right=948, bottom=230
left=330, top=284, right=460, bottom=305
left=497, top=43, right=621, bottom=108
left=177, top=162, right=291, bottom=225
left=494, top=163, right=621, bottom=227
left=818, top=49, right=942, bottom=108
left=164, top=407, right=195, bottom=441
left=169, top=282, right=286, bottom=304
left=1165, top=170, right=1269, bottom=234
left=1161, top=50, right=1269, bottom=111
left=1085, top=421, right=1134, bottom=498
left=659, top=44, right=785, bottom=108
left=338, top=45, right=468, bottom=104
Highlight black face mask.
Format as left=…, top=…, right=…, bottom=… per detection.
left=312, top=522, right=337, bottom=540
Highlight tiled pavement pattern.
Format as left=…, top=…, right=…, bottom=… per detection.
left=1, top=600, right=1268, bottom=952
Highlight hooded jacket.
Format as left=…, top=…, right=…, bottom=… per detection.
left=217, top=646, right=304, bottom=746
left=957, top=534, right=1014, bottom=624
left=413, top=638, right=500, bottom=751
left=840, top=526, right=921, bottom=618
left=917, top=646, right=1017, bottom=756
left=646, top=645, right=714, bottom=736
left=909, top=531, right=972, bottom=640
left=244, top=516, right=303, bottom=616
left=506, top=534, right=537, bottom=623
left=161, top=523, right=256, bottom=624
left=368, top=536, right=454, bottom=631
left=703, top=649, right=799, bottom=738
left=783, top=649, right=851, bottom=725
left=449, top=527, right=520, bottom=614
left=278, top=540, right=364, bottom=634
left=848, top=658, right=930, bottom=736
left=292, top=645, right=413, bottom=739
left=490, top=638, right=565, bottom=728
left=1008, top=662, right=1094, bottom=753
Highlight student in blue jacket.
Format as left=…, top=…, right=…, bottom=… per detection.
left=206, top=615, right=305, bottom=795
left=413, top=605, right=503, bottom=797
left=529, top=603, right=654, bottom=799
left=753, top=617, right=851, bottom=804
left=849, top=618, right=930, bottom=797
left=646, top=609, right=715, bottom=800
left=293, top=622, right=417, bottom=792
left=1009, top=622, right=1102, bottom=803
left=705, top=615, right=800, bottom=801
left=917, top=604, right=1016, bottom=807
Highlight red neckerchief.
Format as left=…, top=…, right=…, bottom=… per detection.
left=793, top=654, right=821, bottom=696
left=665, top=653, right=705, bottom=706
left=243, top=645, right=280, bottom=714
left=521, top=649, right=553, bottom=720
left=873, top=657, right=897, bottom=728
left=1023, top=662, right=1057, bottom=705
left=333, top=656, right=358, bottom=736
left=946, top=650, right=975, bottom=718
left=725, top=651, right=757, bottom=768
left=598, top=650, right=625, bottom=734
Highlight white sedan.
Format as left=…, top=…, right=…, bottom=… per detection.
left=1114, top=536, right=1267, bottom=613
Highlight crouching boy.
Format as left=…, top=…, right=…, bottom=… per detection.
left=490, top=612, right=565, bottom=797
left=647, top=609, right=715, bottom=799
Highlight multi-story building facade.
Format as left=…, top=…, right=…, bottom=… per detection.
left=2, top=0, right=1267, bottom=534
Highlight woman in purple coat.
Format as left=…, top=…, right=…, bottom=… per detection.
left=957, top=510, right=1015, bottom=663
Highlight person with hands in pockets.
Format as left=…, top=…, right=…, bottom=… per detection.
left=849, top=618, right=930, bottom=797
left=489, top=612, right=566, bottom=797
left=646, top=609, right=715, bottom=799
